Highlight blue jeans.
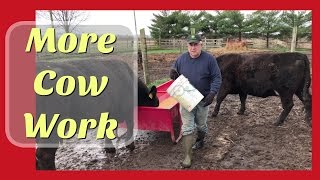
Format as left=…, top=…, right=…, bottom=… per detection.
left=180, top=101, right=209, bottom=136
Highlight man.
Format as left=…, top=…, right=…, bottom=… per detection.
left=169, top=34, right=222, bottom=168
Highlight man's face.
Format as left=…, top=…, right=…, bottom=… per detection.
left=187, top=42, right=202, bottom=58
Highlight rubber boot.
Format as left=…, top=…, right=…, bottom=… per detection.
left=181, top=134, right=193, bottom=168
left=192, top=131, right=206, bottom=150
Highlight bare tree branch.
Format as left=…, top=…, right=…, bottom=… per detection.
left=51, top=10, right=89, bottom=33
left=37, top=10, right=89, bottom=33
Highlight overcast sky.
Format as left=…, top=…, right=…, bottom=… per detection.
left=37, top=10, right=162, bottom=36
left=84, top=10, right=160, bottom=36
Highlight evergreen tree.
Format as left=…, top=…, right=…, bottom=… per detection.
left=247, top=11, right=280, bottom=48
left=279, top=11, right=311, bottom=42
left=215, top=11, right=245, bottom=41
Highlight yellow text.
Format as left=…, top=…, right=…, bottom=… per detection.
left=25, top=28, right=116, bottom=54
left=24, top=112, right=118, bottom=140
left=34, top=70, right=109, bottom=96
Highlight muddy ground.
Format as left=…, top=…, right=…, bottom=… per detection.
left=55, top=52, right=312, bottom=170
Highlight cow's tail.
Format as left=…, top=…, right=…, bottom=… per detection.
left=303, top=55, right=311, bottom=100
left=302, top=54, right=312, bottom=126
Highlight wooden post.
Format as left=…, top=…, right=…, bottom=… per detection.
left=191, top=28, right=195, bottom=35
left=291, top=26, right=297, bottom=52
left=140, top=28, right=150, bottom=85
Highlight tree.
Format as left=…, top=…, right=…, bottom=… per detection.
left=189, top=11, right=216, bottom=38
left=169, top=11, right=191, bottom=38
left=37, top=10, right=89, bottom=33
left=215, top=11, right=246, bottom=41
left=279, top=11, right=311, bottom=43
left=149, top=11, right=190, bottom=40
left=247, top=11, right=280, bottom=48
left=149, top=11, right=171, bottom=41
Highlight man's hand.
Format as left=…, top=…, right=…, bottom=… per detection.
left=203, top=92, right=215, bottom=107
left=169, top=68, right=179, bottom=80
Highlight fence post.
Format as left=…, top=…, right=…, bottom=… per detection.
left=139, top=28, right=150, bottom=85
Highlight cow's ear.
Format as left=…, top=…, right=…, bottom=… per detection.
left=149, top=86, right=157, bottom=99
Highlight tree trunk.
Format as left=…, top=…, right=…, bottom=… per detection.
left=49, top=11, right=54, bottom=28
left=291, top=26, right=297, bottom=52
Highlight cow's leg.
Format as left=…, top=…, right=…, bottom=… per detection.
left=104, top=120, right=135, bottom=153
left=36, top=148, right=57, bottom=170
left=237, top=92, right=247, bottom=115
left=211, top=88, right=229, bottom=117
left=303, top=92, right=312, bottom=127
left=104, top=137, right=116, bottom=153
left=295, top=90, right=304, bottom=103
left=275, top=93, right=294, bottom=126
left=125, top=119, right=135, bottom=151
left=295, top=90, right=312, bottom=126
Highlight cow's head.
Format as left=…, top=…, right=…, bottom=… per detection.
left=138, top=81, right=159, bottom=107
left=144, top=86, right=159, bottom=107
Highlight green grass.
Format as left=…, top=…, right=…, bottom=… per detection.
left=147, top=78, right=170, bottom=89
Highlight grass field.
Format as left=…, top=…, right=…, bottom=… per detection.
left=147, top=78, right=170, bottom=89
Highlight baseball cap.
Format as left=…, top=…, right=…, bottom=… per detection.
left=187, top=34, right=201, bottom=43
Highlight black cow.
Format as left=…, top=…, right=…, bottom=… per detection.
left=36, top=59, right=159, bottom=170
left=211, top=52, right=312, bottom=126
left=138, top=78, right=159, bottom=107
